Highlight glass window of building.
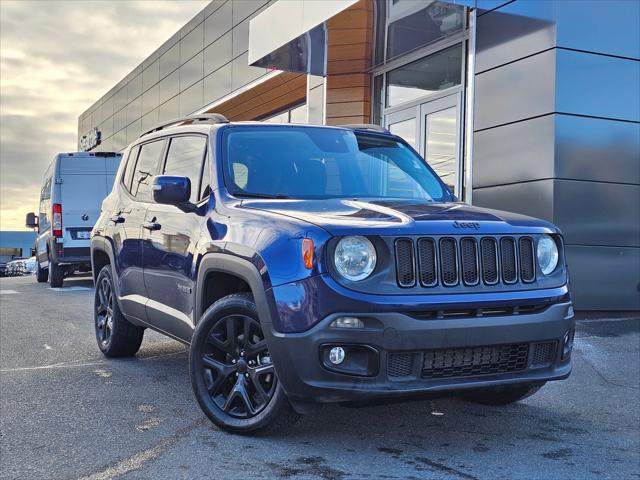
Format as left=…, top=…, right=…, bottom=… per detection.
left=386, top=43, right=462, bottom=107
left=386, top=1, right=464, bottom=60
left=262, top=103, right=307, bottom=123
left=424, top=106, right=458, bottom=193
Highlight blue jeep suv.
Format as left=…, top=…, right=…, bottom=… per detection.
left=91, top=114, right=574, bottom=433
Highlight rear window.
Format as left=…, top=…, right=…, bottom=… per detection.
left=131, top=140, right=165, bottom=202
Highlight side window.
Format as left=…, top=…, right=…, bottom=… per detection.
left=163, top=136, right=207, bottom=203
left=132, top=140, right=164, bottom=202
left=40, top=177, right=52, bottom=201
left=199, top=148, right=211, bottom=201
left=122, top=146, right=140, bottom=193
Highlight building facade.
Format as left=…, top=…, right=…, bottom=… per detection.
left=78, top=0, right=640, bottom=311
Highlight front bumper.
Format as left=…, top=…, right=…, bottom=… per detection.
left=263, top=300, right=574, bottom=407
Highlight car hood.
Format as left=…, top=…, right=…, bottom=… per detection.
left=240, top=198, right=560, bottom=236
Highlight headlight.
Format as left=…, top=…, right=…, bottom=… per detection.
left=334, top=236, right=377, bottom=281
left=537, top=235, right=559, bottom=275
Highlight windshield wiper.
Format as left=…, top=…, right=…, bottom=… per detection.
left=231, top=191, right=291, bottom=199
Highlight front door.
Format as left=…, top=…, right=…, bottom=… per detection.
left=385, top=92, right=462, bottom=197
left=142, top=134, right=209, bottom=342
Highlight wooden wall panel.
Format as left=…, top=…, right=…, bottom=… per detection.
left=204, top=72, right=306, bottom=121
left=325, top=0, right=374, bottom=126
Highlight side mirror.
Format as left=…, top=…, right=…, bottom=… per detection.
left=152, top=175, right=191, bottom=205
left=25, top=212, right=38, bottom=228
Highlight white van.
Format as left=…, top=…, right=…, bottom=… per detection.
left=26, top=152, right=122, bottom=287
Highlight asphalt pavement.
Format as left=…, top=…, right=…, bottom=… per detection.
left=1, top=275, right=638, bottom=480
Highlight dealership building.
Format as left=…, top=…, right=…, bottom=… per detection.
left=78, top=0, right=640, bottom=311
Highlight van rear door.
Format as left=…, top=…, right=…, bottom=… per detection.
left=58, top=155, right=121, bottom=247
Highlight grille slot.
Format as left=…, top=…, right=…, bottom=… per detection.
left=500, top=237, right=518, bottom=283
left=519, top=237, right=536, bottom=282
left=439, top=238, right=458, bottom=286
left=417, top=238, right=437, bottom=287
left=460, top=238, right=479, bottom=285
left=480, top=237, right=499, bottom=284
left=395, top=238, right=416, bottom=287
left=531, top=342, right=556, bottom=367
left=422, top=344, right=529, bottom=379
left=387, top=353, right=415, bottom=378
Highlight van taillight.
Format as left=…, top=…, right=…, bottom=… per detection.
left=52, top=203, right=62, bottom=237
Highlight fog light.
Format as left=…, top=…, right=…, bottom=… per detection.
left=330, top=317, right=364, bottom=329
left=562, top=329, right=575, bottom=360
left=329, top=347, right=345, bottom=365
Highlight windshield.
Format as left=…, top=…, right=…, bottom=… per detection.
left=222, top=126, right=452, bottom=202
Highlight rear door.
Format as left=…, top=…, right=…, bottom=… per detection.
left=142, top=134, right=209, bottom=340
left=110, top=140, right=166, bottom=322
left=59, top=155, right=113, bottom=247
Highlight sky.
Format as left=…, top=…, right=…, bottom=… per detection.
left=0, top=0, right=210, bottom=231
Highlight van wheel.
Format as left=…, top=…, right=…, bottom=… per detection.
left=36, top=262, right=48, bottom=283
left=190, top=293, right=299, bottom=434
left=462, top=382, right=545, bottom=406
left=49, top=259, right=63, bottom=287
left=94, top=265, right=144, bottom=357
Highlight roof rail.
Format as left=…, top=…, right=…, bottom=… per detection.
left=339, top=124, right=390, bottom=134
left=140, top=113, right=229, bottom=137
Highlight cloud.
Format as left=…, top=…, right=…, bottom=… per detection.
left=0, top=0, right=209, bottom=230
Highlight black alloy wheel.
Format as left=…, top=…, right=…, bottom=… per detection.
left=93, top=265, right=144, bottom=357
left=201, top=313, right=276, bottom=418
left=190, top=293, right=298, bottom=433
left=95, top=274, right=114, bottom=349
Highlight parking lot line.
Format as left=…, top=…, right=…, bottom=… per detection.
left=0, top=289, right=19, bottom=294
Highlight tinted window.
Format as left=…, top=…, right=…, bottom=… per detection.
left=387, top=2, right=464, bottom=60
left=122, top=146, right=140, bottom=192
left=132, top=140, right=164, bottom=202
left=163, top=136, right=206, bottom=203
left=223, top=126, right=451, bottom=202
left=386, top=44, right=462, bottom=107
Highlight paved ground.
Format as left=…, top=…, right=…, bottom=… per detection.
left=1, top=275, right=638, bottom=480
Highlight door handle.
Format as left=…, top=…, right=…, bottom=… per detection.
left=143, top=221, right=161, bottom=231
left=110, top=215, right=125, bottom=224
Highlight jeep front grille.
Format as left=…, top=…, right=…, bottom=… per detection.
left=393, top=236, right=537, bottom=289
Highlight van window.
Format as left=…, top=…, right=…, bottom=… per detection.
left=163, top=136, right=207, bottom=203
left=132, top=140, right=164, bottom=202
left=122, top=146, right=140, bottom=193
left=40, top=177, right=52, bottom=201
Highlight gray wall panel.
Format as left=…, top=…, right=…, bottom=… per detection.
left=204, top=32, right=232, bottom=75
left=474, top=49, right=555, bottom=131
left=473, top=180, right=555, bottom=222
left=203, top=63, right=232, bottom=105
left=475, top=0, right=556, bottom=73
left=565, top=245, right=640, bottom=310
left=555, top=115, right=640, bottom=185
left=473, top=114, right=555, bottom=188
left=556, top=0, right=640, bottom=60
left=554, top=180, right=640, bottom=248
left=205, top=1, right=232, bottom=46
left=556, top=49, right=640, bottom=122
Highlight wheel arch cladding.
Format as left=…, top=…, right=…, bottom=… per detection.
left=195, top=253, right=275, bottom=328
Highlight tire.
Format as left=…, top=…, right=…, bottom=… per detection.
left=36, top=262, right=48, bottom=283
left=94, top=264, right=144, bottom=357
left=49, top=258, right=63, bottom=288
left=189, top=293, right=299, bottom=434
left=462, top=382, right=545, bottom=406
